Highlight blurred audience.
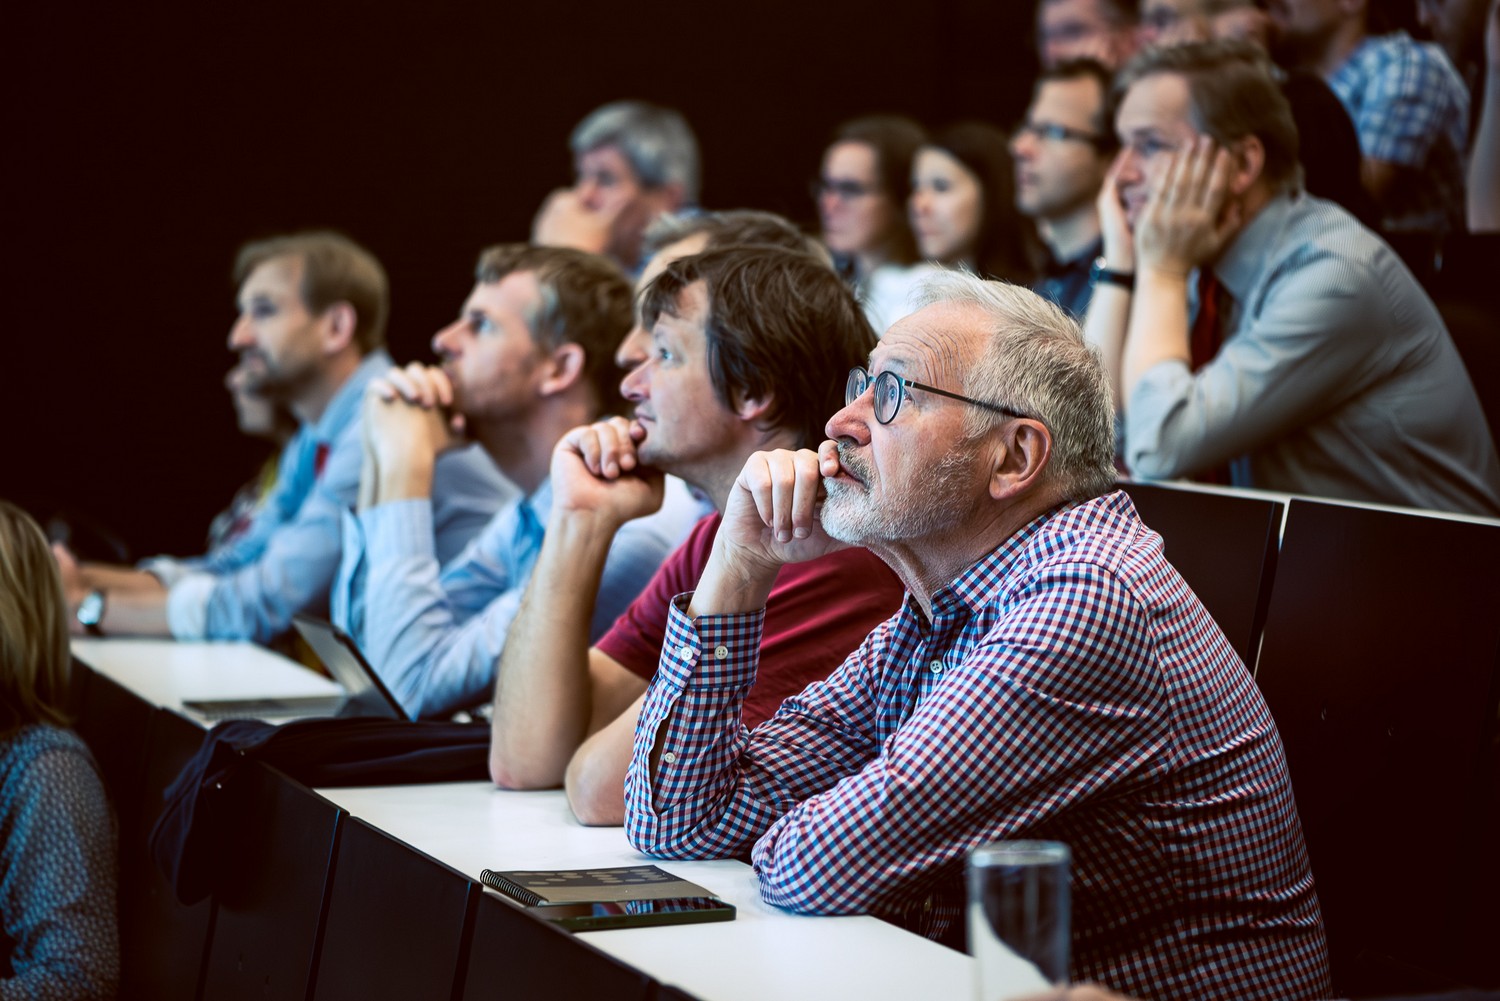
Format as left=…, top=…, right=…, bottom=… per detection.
left=815, top=115, right=940, bottom=335
left=1012, top=58, right=1118, bottom=318
left=1269, top=0, right=1470, bottom=242
left=50, top=232, right=506, bottom=643
left=1086, top=41, right=1500, bottom=515
left=1137, top=0, right=1272, bottom=47
left=532, top=101, right=700, bottom=276
left=1037, top=0, right=1142, bottom=68
left=909, top=122, right=1035, bottom=283
left=203, top=359, right=299, bottom=554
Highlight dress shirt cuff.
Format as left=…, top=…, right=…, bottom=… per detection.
left=166, top=573, right=217, bottom=640
left=359, top=497, right=436, bottom=559
left=139, top=556, right=188, bottom=589
left=658, top=594, right=766, bottom=690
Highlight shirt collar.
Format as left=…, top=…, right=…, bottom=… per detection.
left=523, top=477, right=553, bottom=530
left=311, top=349, right=393, bottom=444
left=1041, top=235, right=1102, bottom=276
left=926, top=490, right=1139, bottom=620
left=1212, top=192, right=1297, bottom=303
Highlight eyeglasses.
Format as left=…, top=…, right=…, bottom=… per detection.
left=845, top=367, right=1035, bottom=425
left=810, top=178, right=880, bottom=202
left=1015, top=120, right=1111, bottom=148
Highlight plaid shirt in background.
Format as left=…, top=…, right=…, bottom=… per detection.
left=1329, top=30, right=1469, bottom=234
left=625, top=491, right=1331, bottom=1001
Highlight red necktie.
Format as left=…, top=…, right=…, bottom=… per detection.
left=1190, top=270, right=1221, bottom=373
left=1189, top=270, right=1230, bottom=485
left=314, top=443, right=330, bottom=479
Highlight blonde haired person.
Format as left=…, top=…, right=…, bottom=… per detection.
left=1, top=501, right=119, bottom=1000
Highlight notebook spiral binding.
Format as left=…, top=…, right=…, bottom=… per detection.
left=480, top=869, right=545, bottom=906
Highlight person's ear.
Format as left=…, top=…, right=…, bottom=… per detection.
left=988, top=419, right=1052, bottom=501
left=1229, top=135, right=1265, bottom=196
left=321, top=302, right=358, bottom=354
left=734, top=391, right=773, bottom=425
left=538, top=342, right=586, bottom=397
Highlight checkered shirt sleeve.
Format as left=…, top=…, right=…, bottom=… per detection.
left=1331, top=35, right=1469, bottom=168
left=626, top=560, right=1179, bottom=923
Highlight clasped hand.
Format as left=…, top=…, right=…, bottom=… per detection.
left=363, top=362, right=461, bottom=472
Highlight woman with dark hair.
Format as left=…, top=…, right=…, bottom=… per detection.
left=813, top=115, right=941, bottom=336
left=910, top=122, right=1037, bottom=284
left=0, top=501, right=119, bottom=1000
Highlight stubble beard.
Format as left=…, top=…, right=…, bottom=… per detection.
left=820, top=443, right=976, bottom=546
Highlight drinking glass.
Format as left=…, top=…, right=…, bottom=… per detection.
left=968, top=840, right=1071, bottom=999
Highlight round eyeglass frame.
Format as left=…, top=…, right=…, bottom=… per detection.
left=844, top=367, right=1036, bottom=426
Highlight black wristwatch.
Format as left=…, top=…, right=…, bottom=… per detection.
left=77, top=589, right=106, bottom=637
left=1091, top=256, right=1135, bottom=290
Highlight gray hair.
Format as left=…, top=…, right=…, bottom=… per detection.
left=912, top=270, right=1118, bottom=503
left=642, top=210, right=831, bottom=266
left=571, top=101, right=701, bottom=203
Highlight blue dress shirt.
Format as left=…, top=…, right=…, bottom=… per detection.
left=333, top=474, right=711, bottom=719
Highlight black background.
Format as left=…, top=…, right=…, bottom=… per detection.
left=5, top=0, right=1039, bottom=557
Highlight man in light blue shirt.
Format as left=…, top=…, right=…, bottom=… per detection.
left=54, top=231, right=507, bottom=642
left=1086, top=41, right=1500, bottom=515
left=333, top=244, right=705, bottom=719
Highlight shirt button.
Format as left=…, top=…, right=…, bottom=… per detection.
left=714, top=644, right=729, bottom=660
left=929, top=659, right=944, bottom=674
left=661, top=751, right=677, bottom=764
left=678, top=645, right=695, bottom=663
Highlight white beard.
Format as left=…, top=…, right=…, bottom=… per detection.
left=820, top=446, right=977, bottom=545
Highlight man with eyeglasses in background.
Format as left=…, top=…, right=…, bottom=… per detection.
left=1084, top=41, right=1500, bottom=514
left=1012, top=59, right=1120, bottom=319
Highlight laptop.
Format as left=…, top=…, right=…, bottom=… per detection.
left=181, top=615, right=407, bottom=723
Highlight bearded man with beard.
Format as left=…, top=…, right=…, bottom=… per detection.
left=623, top=270, right=1332, bottom=1001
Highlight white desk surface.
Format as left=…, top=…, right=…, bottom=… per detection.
left=71, top=638, right=1039, bottom=1001
left=72, top=637, right=341, bottom=711
left=318, top=782, right=1020, bottom=1001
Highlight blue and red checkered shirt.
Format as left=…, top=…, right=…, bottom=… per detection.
left=625, top=490, right=1331, bottom=1001
left=1328, top=30, right=1469, bottom=234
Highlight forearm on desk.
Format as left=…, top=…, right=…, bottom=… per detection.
left=566, top=691, right=646, bottom=825
left=93, top=587, right=172, bottom=637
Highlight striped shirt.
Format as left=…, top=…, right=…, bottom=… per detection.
left=625, top=491, right=1331, bottom=1001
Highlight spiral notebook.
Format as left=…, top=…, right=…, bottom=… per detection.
left=479, top=864, right=715, bottom=905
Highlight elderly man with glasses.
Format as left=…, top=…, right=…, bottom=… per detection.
left=623, top=269, right=1332, bottom=1001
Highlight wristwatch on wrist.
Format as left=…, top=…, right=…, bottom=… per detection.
left=1091, top=256, right=1135, bottom=289
left=77, top=589, right=106, bottom=637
